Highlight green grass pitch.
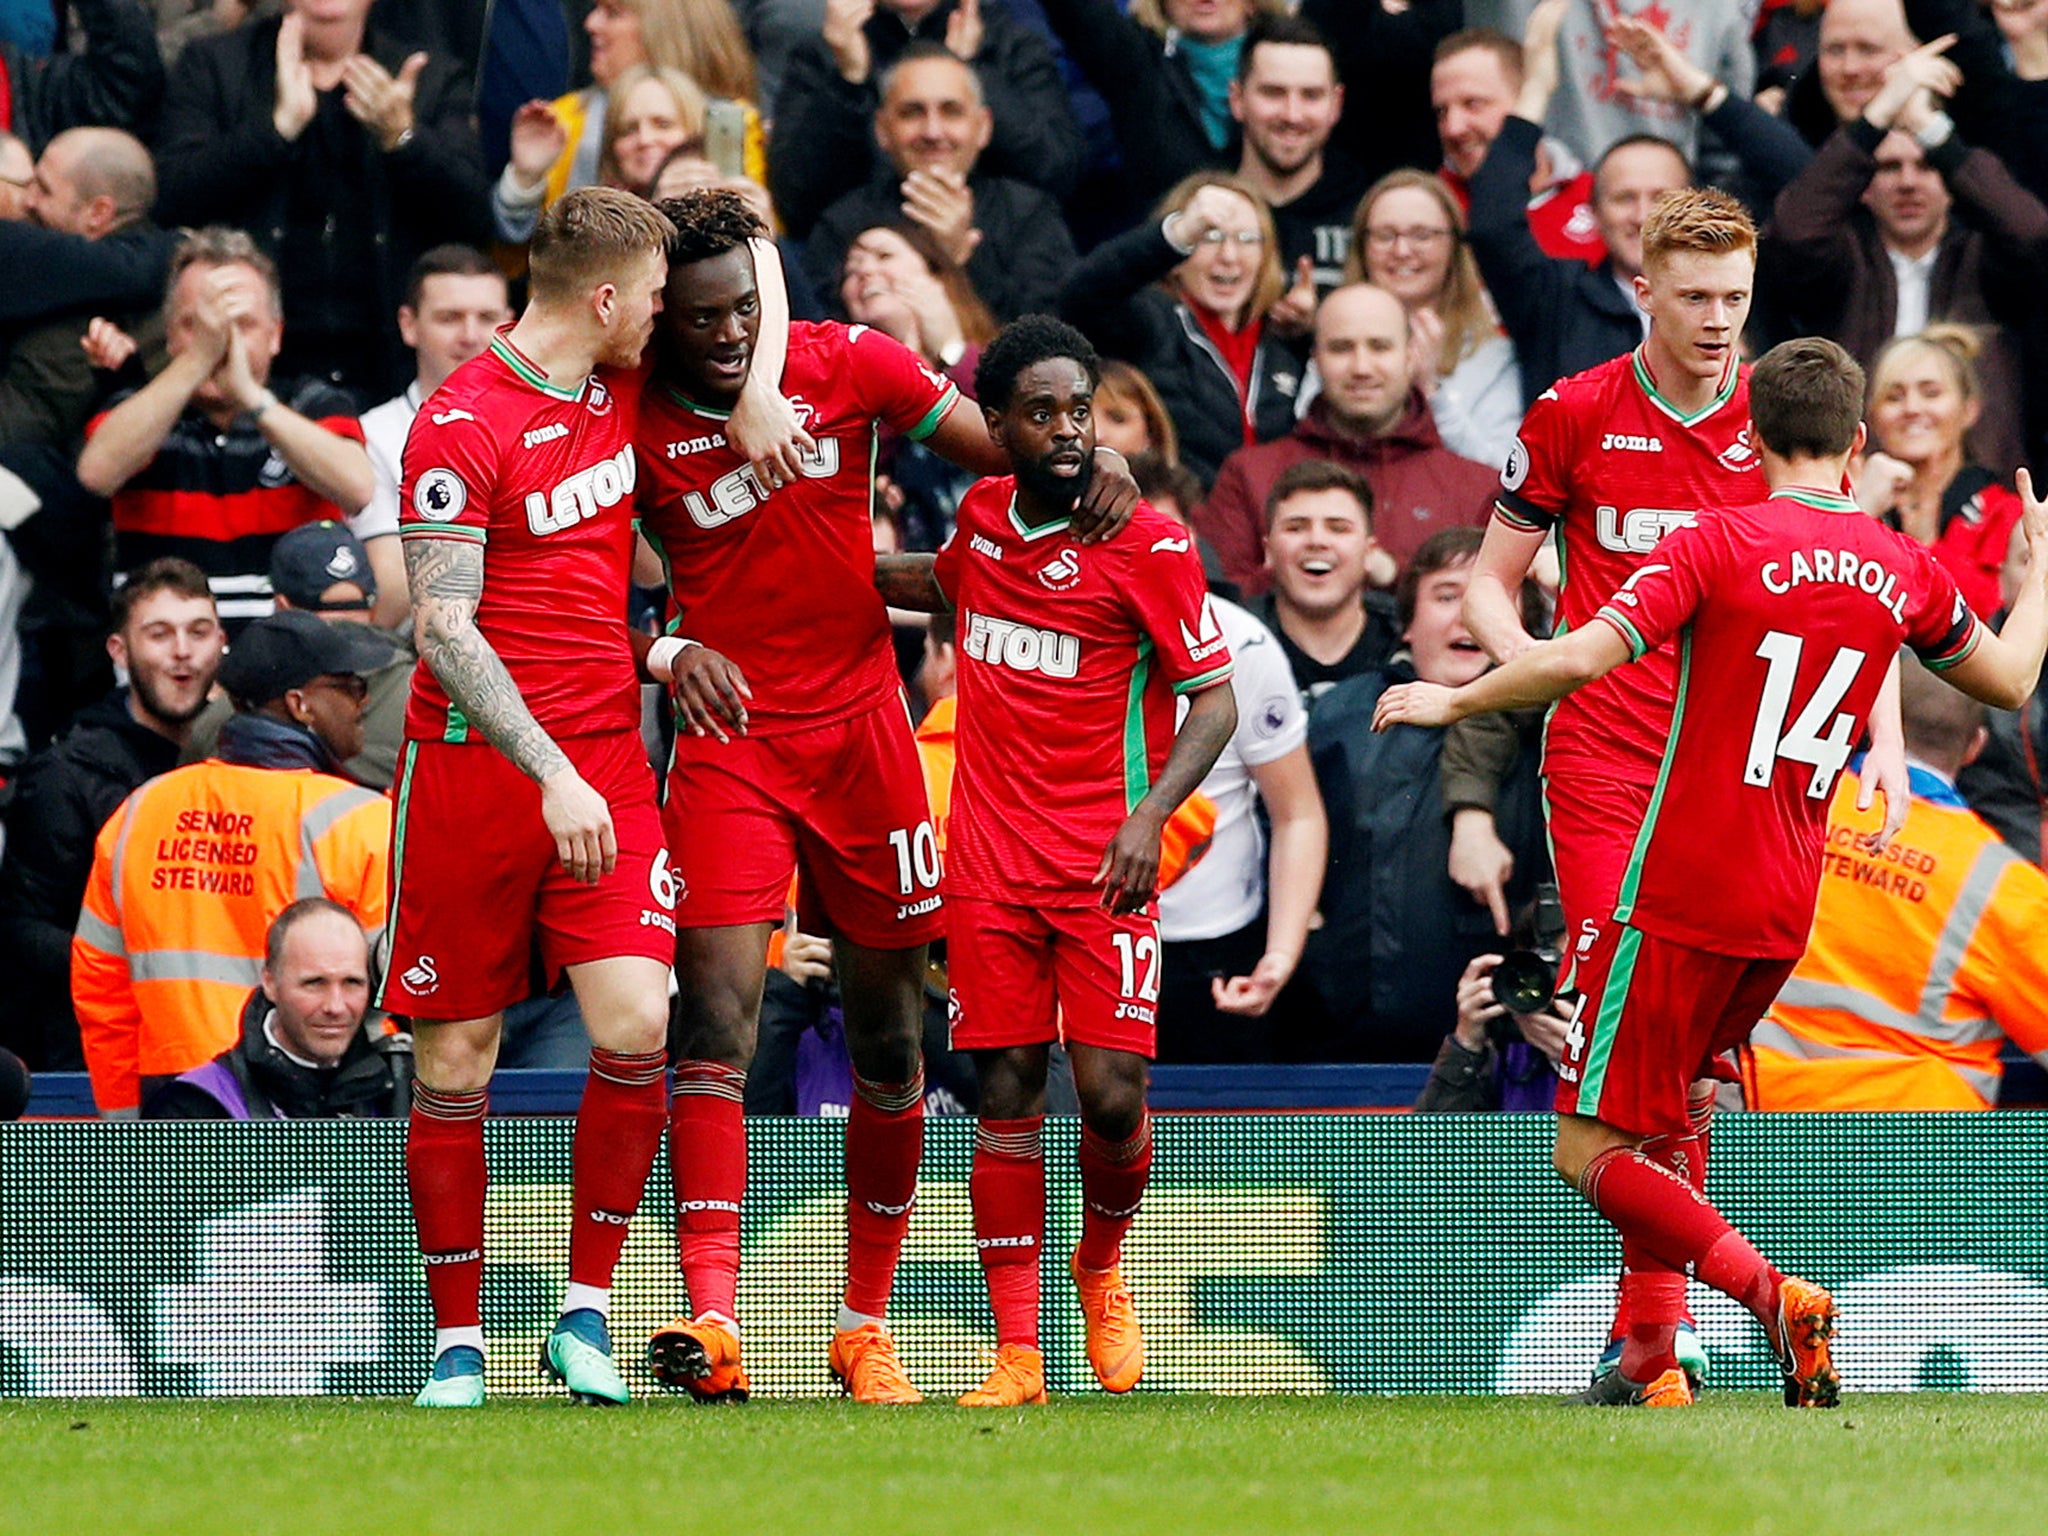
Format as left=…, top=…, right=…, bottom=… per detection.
left=8, top=1393, right=2048, bottom=1535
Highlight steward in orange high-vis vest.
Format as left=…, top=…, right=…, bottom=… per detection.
left=72, top=611, right=393, bottom=1115
left=1746, top=759, right=2048, bottom=1112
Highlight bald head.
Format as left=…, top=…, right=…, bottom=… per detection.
left=1313, top=283, right=1415, bottom=436
left=1899, top=656, right=1987, bottom=775
left=1819, top=0, right=1914, bottom=123
left=30, top=128, right=155, bottom=239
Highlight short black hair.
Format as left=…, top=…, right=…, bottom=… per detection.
left=1751, top=337, right=1865, bottom=459
left=974, top=314, right=1101, bottom=412
left=1238, top=11, right=1335, bottom=83
left=1395, top=527, right=1484, bottom=630
left=658, top=188, right=765, bottom=267
left=112, top=557, right=214, bottom=632
left=403, top=244, right=502, bottom=311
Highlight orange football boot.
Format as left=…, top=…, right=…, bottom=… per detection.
left=829, top=1322, right=924, bottom=1404
left=1071, top=1255, right=1145, bottom=1393
left=1775, top=1277, right=1841, bottom=1408
left=1636, top=1367, right=1695, bottom=1407
left=648, top=1313, right=750, bottom=1403
left=958, top=1344, right=1048, bottom=1407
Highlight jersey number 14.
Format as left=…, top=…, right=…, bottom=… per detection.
left=1742, top=631, right=1868, bottom=798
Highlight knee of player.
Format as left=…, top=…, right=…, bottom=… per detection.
left=1079, top=1077, right=1147, bottom=1143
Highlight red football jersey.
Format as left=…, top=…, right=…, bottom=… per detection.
left=934, top=482, right=1234, bottom=905
left=1497, top=346, right=1764, bottom=785
left=1591, top=488, right=1982, bottom=958
left=399, top=334, right=645, bottom=742
left=636, top=322, right=959, bottom=735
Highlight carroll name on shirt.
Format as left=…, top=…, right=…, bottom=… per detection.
left=1759, top=546, right=1955, bottom=625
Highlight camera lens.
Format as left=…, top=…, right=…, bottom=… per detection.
left=1491, top=950, right=1556, bottom=1015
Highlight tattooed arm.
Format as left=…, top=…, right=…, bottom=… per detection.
left=873, top=553, right=951, bottom=613
left=405, top=535, right=617, bottom=884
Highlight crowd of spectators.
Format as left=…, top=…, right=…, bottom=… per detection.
left=2, top=0, right=2046, bottom=1115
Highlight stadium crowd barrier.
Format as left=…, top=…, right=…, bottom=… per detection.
left=5, top=1114, right=2048, bottom=1398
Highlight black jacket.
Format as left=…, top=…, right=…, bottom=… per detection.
left=143, top=987, right=403, bottom=1120
left=0, top=0, right=163, bottom=151
left=1468, top=116, right=1642, bottom=400
left=804, top=172, right=1078, bottom=324
left=0, top=690, right=181, bottom=1069
left=1060, top=217, right=1306, bottom=488
left=0, top=219, right=173, bottom=332
left=768, top=0, right=1084, bottom=238
left=1036, top=0, right=1236, bottom=211
left=153, top=16, right=492, bottom=394
left=1300, top=660, right=1549, bottom=1064
left=1300, top=0, right=1462, bottom=188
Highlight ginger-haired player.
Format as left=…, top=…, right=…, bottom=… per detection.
left=1452, top=188, right=1909, bottom=1393
left=1378, top=335, right=2048, bottom=1408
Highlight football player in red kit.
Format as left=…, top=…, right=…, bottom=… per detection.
left=1377, top=337, right=2048, bottom=1409
left=878, top=317, right=1238, bottom=1407
left=632, top=195, right=1137, bottom=1404
left=385, top=189, right=677, bottom=1408
left=1456, top=188, right=1907, bottom=1388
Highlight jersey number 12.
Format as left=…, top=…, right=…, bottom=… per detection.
left=1743, top=631, right=1868, bottom=798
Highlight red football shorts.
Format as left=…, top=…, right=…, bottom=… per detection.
left=946, top=896, right=1161, bottom=1057
left=1542, top=772, right=1654, bottom=967
left=1555, top=921, right=1794, bottom=1138
left=381, top=730, right=675, bottom=1020
left=663, top=696, right=942, bottom=949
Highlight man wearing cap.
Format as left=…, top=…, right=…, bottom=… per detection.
left=70, top=608, right=393, bottom=1117
left=183, top=519, right=411, bottom=788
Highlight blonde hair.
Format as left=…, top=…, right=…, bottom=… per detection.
left=600, top=64, right=710, bottom=190
left=1870, top=323, right=1985, bottom=416
left=1157, top=172, right=1285, bottom=326
left=528, top=186, right=676, bottom=303
left=633, top=0, right=758, bottom=103
left=1641, top=186, right=1756, bottom=269
left=1345, top=170, right=1495, bottom=373
left=1096, top=360, right=1181, bottom=466
left=1129, top=0, right=1286, bottom=38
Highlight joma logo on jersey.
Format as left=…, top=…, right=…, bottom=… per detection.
left=1595, top=505, right=1695, bottom=554
left=964, top=612, right=1080, bottom=679
left=523, top=423, right=568, bottom=448
left=524, top=445, right=637, bottom=535
left=1601, top=433, right=1663, bottom=453
left=970, top=533, right=1003, bottom=560
left=680, top=440, right=843, bottom=528
left=665, top=432, right=725, bottom=458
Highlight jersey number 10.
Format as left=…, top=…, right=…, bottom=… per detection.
left=1742, top=631, right=1869, bottom=798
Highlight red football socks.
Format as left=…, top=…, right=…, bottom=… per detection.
left=1075, top=1112, right=1152, bottom=1273
left=1615, top=1270, right=1689, bottom=1381
left=670, top=1059, right=747, bottom=1320
left=843, top=1065, right=926, bottom=1319
left=971, top=1116, right=1046, bottom=1349
left=566, top=1048, right=668, bottom=1291
left=408, top=1082, right=489, bottom=1331
left=1581, top=1145, right=1783, bottom=1329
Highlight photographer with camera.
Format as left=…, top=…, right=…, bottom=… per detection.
left=1416, top=883, right=1575, bottom=1114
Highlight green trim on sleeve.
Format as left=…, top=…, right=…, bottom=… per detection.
left=906, top=383, right=961, bottom=442
left=1594, top=608, right=1648, bottom=661
left=401, top=522, right=487, bottom=544
left=1172, top=662, right=1235, bottom=695
left=1920, top=618, right=1984, bottom=673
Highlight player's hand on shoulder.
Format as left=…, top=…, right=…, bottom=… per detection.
left=668, top=643, right=753, bottom=743
left=1372, top=682, right=1458, bottom=732
left=540, top=767, right=617, bottom=886
left=1072, top=448, right=1139, bottom=544
left=1095, top=809, right=1164, bottom=916
left=729, top=384, right=816, bottom=496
